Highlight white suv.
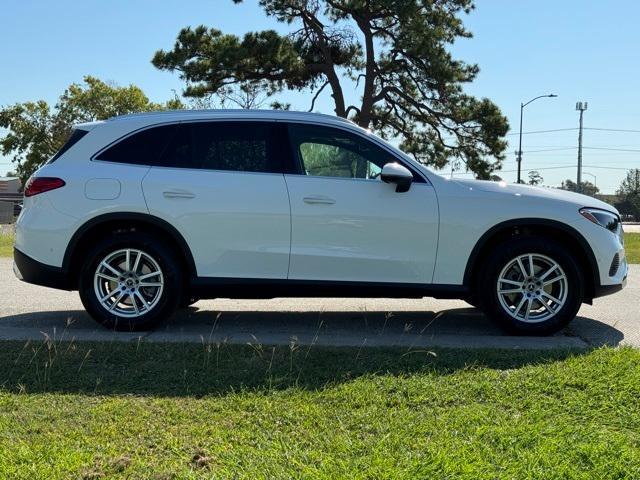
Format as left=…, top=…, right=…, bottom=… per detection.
left=13, top=110, right=627, bottom=334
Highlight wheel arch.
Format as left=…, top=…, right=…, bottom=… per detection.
left=463, top=218, right=599, bottom=301
left=62, top=212, right=196, bottom=288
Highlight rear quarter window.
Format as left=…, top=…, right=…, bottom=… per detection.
left=48, top=129, right=89, bottom=163
left=95, top=124, right=177, bottom=166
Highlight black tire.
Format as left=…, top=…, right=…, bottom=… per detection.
left=78, top=231, right=182, bottom=331
left=478, top=236, right=584, bottom=336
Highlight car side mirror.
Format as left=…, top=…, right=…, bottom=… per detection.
left=381, top=163, right=413, bottom=193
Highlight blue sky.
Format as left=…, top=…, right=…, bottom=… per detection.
left=2, top=0, right=639, bottom=193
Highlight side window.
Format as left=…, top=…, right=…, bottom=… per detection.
left=160, top=124, right=192, bottom=168
left=161, top=121, right=285, bottom=173
left=288, top=124, right=398, bottom=180
left=95, top=125, right=177, bottom=165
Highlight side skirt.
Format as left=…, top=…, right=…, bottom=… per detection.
left=190, top=277, right=469, bottom=300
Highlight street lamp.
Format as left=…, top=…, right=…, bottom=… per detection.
left=517, top=94, right=558, bottom=183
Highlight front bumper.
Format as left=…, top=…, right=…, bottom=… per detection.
left=13, top=248, right=71, bottom=290
left=593, top=274, right=627, bottom=298
left=592, top=250, right=628, bottom=299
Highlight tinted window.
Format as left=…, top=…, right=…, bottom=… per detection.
left=161, top=121, right=286, bottom=173
left=288, top=124, right=405, bottom=180
left=49, top=129, right=89, bottom=163
left=95, top=124, right=177, bottom=165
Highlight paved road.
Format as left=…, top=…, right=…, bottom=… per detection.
left=0, top=258, right=637, bottom=349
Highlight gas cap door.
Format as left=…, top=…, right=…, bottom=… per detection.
left=84, top=178, right=121, bottom=200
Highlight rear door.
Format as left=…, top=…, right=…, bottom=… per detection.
left=142, top=121, right=292, bottom=279
left=284, top=123, right=439, bottom=284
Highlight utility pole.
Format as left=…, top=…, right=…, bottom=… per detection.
left=576, top=101, right=588, bottom=193
left=517, top=105, right=524, bottom=183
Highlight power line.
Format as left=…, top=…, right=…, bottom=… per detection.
left=584, top=146, right=640, bottom=153
left=509, top=127, right=640, bottom=135
left=506, top=128, right=578, bottom=136
left=583, top=164, right=634, bottom=171
left=444, top=127, right=578, bottom=141
left=585, top=127, right=640, bottom=133
left=522, top=147, right=576, bottom=153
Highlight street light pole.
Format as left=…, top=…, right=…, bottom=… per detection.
left=516, top=94, right=557, bottom=184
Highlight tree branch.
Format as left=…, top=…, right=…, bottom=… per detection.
left=308, top=81, right=330, bottom=112
left=297, top=6, right=347, bottom=117
left=345, top=105, right=360, bottom=118
left=353, top=13, right=376, bottom=127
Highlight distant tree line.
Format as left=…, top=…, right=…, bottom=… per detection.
left=615, top=169, right=640, bottom=221
left=558, top=171, right=640, bottom=220
left=0, top=77, right=182, bottom=184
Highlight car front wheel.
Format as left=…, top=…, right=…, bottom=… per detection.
left=78, top=232, right=182, bottom=331
left=480, top=237, right=584, bottom=335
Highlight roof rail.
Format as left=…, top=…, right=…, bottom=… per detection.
left=107, top=109, right=354, bottom=124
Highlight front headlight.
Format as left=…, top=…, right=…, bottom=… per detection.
left=579, top=207, right=620, bottom=234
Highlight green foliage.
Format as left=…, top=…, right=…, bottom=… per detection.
left=626, top=233, right=639, bottom=264
left=617, top=168, right=640, bottom=196
left=527, top=170, right=543, bottom=186
left=616, top=169, right=640, bottom=220
left=153, top=0, right=509, bottom=178
left=1, top=342, right=640, bottom=478
left=560, top=178, right=599, bottom=197
left=0, top=76, right=183, bottom=184
left=0, top=233, right=13, bottom=257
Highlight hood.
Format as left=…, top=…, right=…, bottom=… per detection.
left=451, top=179, right=618, bottom=214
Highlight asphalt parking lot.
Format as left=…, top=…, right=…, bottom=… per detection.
left=0, top=258, right=637, bottom=349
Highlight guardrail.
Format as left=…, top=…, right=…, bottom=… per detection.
left=0, top=193, right=22, bottom=217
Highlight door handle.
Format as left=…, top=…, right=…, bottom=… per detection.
left=303, top=195, right=336, bottom=205
left=163, top=190, right=196, bottom=199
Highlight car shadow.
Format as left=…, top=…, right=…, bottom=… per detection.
left=0, top=305, right=624, bottom=347
left=0, top=306, right=625, bottom=396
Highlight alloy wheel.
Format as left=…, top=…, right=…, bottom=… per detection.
left=93, top=248, right=164, bottom=318
left=496, top=253, right=568, bottom=323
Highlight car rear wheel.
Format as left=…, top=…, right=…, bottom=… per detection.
left=78, top=232, right=182, bottom=331
left=479, top=236, right=584, bottom=335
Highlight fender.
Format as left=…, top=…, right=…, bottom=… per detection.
left=463, top=218, right=600, bottom=293
left=61, top=212, right=197, bottom=277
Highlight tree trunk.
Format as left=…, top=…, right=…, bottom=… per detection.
left=355, top=17, right=376, bottom=128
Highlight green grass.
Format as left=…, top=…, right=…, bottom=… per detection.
left=0, top=233, right=12, bottom=258
left=0, top=341, right=639, bottom=479
left=625, top=232, right=640, bottom=264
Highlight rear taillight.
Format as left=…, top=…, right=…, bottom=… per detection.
left=24, top=177, right=66, bottom=197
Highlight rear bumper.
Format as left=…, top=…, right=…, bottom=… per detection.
left=13, top=248, right=71, bottom=290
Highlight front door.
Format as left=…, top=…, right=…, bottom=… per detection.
left=284, top=123, right=439, bottom=284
